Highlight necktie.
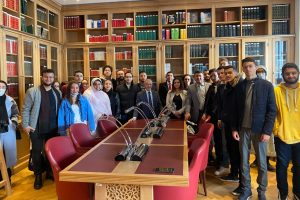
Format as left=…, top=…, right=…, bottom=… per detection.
left=148, top=91, right=153, bottom=107
left=168, top=82, right=172, bottom=90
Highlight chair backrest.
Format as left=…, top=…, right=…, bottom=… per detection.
left=97, top=116, right=118, bottom=139
left=69, top=123, right=95, bottom=148
left=197, top=123, right=214, bottom=171
left=154, top=138, right=206, bottom=200
left=45, top=136, right=91, bottom=200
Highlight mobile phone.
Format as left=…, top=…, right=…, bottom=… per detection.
left=154, top=167, right=175, bottom=173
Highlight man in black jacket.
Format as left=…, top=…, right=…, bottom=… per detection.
left=159, top=71, right=174, bottom=106
left=232, top=58, right=276, bottom=200
left=218, top=66, right=243, bottom=196
left=116, top=72, right=140, bottom=124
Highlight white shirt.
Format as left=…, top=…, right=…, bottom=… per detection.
left=71, top=104, right=86, bottom=124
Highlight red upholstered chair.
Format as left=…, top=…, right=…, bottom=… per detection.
left=154, top=138, right=206, bottom=200
left=96, top=116, right=118, bottom=139
left=187, top=116, right=211, bottom=147
left=45, top=136, right=92, bottom=200
left=69, top=123, right=102, bottom=155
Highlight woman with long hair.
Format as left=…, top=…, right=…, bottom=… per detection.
left=0, top=80, right=19, bottom=181
left=166, top=78, right=187, bottom=119
left=58, top=81, right=95, bottom=135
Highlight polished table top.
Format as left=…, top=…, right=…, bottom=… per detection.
left=59, top=119, right=188, bottom=187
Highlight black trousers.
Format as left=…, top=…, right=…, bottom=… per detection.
left=224, top=122, right=241, bottom=180
left=30, top=132, right=57, bottom=175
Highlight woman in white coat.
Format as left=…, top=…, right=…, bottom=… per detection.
left=0, top=80, right=19, bottom=181
left=83, top=78, right=112, bottom=131
left=166, top=78, right=187, bottom=119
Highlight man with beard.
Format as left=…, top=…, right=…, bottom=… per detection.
left=22, top=69, right=61, bottom=190
left=203, top=69, right=212, bottom=83
left=116, top=69, right=125, bottom=87
left=101, top=65, right=117, bottom=89
left=273, top=63, right=300, bottom=200
left=137, top=71, right=147, bottom=91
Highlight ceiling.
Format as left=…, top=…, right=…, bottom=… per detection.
left=53, top=0, right=141, bottom=5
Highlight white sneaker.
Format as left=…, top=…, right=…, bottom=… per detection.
left=214, top=166, right=229, bottom=176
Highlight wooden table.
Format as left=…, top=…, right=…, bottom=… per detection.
left=60, top=119, right=188, bottom=200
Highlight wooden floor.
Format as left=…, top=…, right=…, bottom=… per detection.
left=0, top=158, right=293, bottom=200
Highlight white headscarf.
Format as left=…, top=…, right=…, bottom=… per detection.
left=83, top=78, right=112, bottom=124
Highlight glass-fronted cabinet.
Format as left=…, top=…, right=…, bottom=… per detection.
left=89, top=47, right=107, bottom=82
left=188, top=43, right=210, bottom=74
left=216, top=41, right=240, bottom=71
left=67, top=48, right=84, bottom=80
left=24, top=40, right=34, bottom=93
left=51, top=47, right=58, bottom=78
left=39, top=44, right=47, bottom=75
left=114, top=46, right=133, bottom=75
left=273, top=39, right=289, bottom=85
left=6, top=35, right=19, bottom=103
left=138, top=46, right=158, bottom=88
left=163, top=44, right=185, bottom=78
left=244, top=42, right=266, bottom=66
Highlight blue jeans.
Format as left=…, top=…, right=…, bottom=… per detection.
left=239, top=128, right=268, bottom=194
left=275, top=137, right=300, bottom=197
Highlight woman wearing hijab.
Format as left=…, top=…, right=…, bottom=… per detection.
left=58, top=81, right=95, bottom=135
left=83, top=78, right=112, bottom=129
left=0, top=80, right=19, bottom=181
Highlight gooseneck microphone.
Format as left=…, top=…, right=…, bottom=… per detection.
left=137, top=101, right=156, bottom=118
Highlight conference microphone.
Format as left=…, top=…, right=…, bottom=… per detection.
left=186, top=120, right=197, bottom=126
left=124, top=107, right=135, bottom=114
left=137, top=101, right=156, bottom=118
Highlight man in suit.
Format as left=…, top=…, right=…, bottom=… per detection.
left=159, top=71, right=174, bottom=106
left=133, top=79, right=162, bottom=119
left=185, top=71, right=210, bottom=124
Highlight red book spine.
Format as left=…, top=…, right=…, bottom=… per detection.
left=166, top=29, right=170, bottom=39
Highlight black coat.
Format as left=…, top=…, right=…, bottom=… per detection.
left=104, top=89, right=120, bottom=118
left=231, top=78, right=276, bottom=135
left=204, top=82, right=219, bottom=121
left=116, top=83, right=140, bottom=115
left=159, top=82, right=169, bottom=106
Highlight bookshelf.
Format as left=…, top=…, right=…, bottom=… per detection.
left=217, top=41, right=240, bottom=70
left=161, top=10, right=187, bottom=40
left=89, top=47, right=107, bottom=81
left=242, top=6, right=268, bottom=36
left=86, top=13, right=109, bottom=43
left=216, top=7, right=241, bottom=37
left=23, top=40, right=34, bottom=93
left=20, top=0, right=34, bottom=35
left=67, top=48, right=84, bottom=80
left=114, top=46, right=133, bottom=75
left=135, top=11, right=158, bottom=41
left=138, top=46, right=157, bottom=86
left=187, top=8, right=212, bottom=38
left=5, top=35, right=19, bottom=104
left=51, top=47, right=58, bottom=78
left=273, top=39, right=290, bottom=84
left=163, top=44, right=185, bottom=77
left=112, top=13, right=134, bottom=42
left=64, top=15, right=85, bottom=42
left=188, top=43, right=210, bottom=74
left=39, top=44, right=47, bottom=76
left=272, top=4, right=290, bottom=35
left=243, top=41, right=266, bottom=66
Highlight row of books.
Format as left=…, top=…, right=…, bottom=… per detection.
left=64, top=16, right=84, bottom=29
left=39, top=46, right=47, bottom=59
left=20, top=0, right=28, bottom=15
left=162, top=12, right=186, bottom=25
left=190, top=44, right=209, bottom=58
left=219, top=43, right=238, bottom=57
left=7, top=83, right=19, bottom=98
left=187, top=25, right=211, bottom=38
left=135, top=30, right=157, bottom=40
left=7, top=61, right=18, bottom=76
left=139, top=65, right=156, bottom=75
left=115, top=51, right=132, bottom=60
left=272, top=21, right=289, bottom=35
left=3, top=0, right=19, bottom=12
left=245, top=42, right=264, bottom=56
left=3, top=12, right=20, bottom=30
left=186, top=11, right=211, bottom=24
left=191, top=63, right=208, bottom=74
left=242, top=24, right=255, bottom=36
left=37, top=7, right=47, bottom=23
left=138, top=48, right=156, bottom=59
left=242, top=7, right=265, bottom=20
left=111, top=33, right=134, bottom=42
left=135, top=15, right=158, bottom=26
left=162, top=28, right=187, bottom=40
left=112, top=18, right=134, bottom=27
left=89, top=51, right=106, bottom=61
left=88, top=35, right=109, bottom=43
left=6, top=38, right=18, bottom=54
left=36, top=25, right=48, bottom=39
left=49, top=12, right=57, bottom=27
left=86, top=19, right=108, bottom=29
left=21, top=16, right=33, bottom=34
left=90, top=69, right=101, bottom=77
left=216, top=25, right=241, bottom=37
left=228, top=60, right=238, bottom=68
left=272, top=4, right=289, bottom=19
left=24, top=61, right=33, bottom=76
left=165, top=46, right=174, bottom=58
left=223, top=10, right=237, bottom=22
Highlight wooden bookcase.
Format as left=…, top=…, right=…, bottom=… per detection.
left=61, top=0, right=295, bottom=85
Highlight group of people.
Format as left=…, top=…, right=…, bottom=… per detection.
left=0, top=59, right=299, bottom=200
